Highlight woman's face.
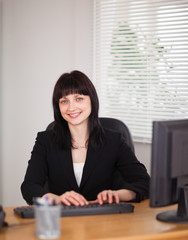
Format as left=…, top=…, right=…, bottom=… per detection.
left=59, top=93, right=92, bottom=127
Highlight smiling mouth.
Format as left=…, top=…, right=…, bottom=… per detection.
left=68, top=112, right=81, bottom=118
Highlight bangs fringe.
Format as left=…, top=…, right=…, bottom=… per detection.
left=59, top=77, right=89, bottom=98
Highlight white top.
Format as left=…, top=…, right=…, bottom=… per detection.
left=73, top=162, right=85, bottom=186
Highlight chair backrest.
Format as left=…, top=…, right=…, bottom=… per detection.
left=46, top=117, right=134, bottom=153
left=99, top=117, right=134, bottom=153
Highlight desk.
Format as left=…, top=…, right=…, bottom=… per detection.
left=1, top=200, right=188, bottom=240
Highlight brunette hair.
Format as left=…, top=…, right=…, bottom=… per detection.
left=52, top=70, right=104, bottom=149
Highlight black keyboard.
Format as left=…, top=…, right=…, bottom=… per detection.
left=14, top=202, right=134, bottom=218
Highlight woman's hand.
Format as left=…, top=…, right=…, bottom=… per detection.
left=94, top=190, right=120, bottom=205
left=94, top=189, right=136, bottom=205
left=43, top=191, right=88, bottom=206
left=59, top=191, right=89, bottom=206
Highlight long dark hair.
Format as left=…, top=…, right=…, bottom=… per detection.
left=52, top=70, right=104, bottom=149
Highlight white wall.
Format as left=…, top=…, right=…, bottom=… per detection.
left=135, top=142, right=151, bottom=175
left=0, top=0, right=151, bottom=207
left=0, top=0, right=93, bottom=206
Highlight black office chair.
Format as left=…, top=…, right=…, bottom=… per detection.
left=46, top=117, right=134, bottom=153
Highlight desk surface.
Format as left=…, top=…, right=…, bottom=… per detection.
left=1, top=200, right=188, bottom=240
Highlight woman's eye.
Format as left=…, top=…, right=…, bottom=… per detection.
left=60, top=100, right=67, bottom=104
left=76, top=97, right=83, bottom=101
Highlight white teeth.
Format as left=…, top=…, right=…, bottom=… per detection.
left=69, top=113, right=79, bottom=117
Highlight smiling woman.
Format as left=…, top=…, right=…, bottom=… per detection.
left=21, top=70, right=150, bottom=206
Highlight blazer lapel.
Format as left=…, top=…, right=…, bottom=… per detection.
left=62, top=148, right=79, bottom=190
left=80, top=145, right=102, bottom=189
left=58, top=132, right=79, bottom=191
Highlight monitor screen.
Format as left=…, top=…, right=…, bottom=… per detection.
left=150, top=119, right=188, bottom=223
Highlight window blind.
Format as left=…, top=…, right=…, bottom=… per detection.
left=93, top=0, right=188, bottom=142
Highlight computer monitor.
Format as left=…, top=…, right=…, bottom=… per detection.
left=150, top=119, right=188, bottom=223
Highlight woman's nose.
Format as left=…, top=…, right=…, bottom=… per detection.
left=68, top=100, right=76, bottom=111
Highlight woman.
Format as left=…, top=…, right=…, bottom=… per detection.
left=21, top=70, right=150, bottom=206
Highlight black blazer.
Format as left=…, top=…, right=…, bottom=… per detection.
left=21, top=129, right=150, bottom=205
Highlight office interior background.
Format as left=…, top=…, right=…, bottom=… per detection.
left=0, top=0, right=187, bottom=206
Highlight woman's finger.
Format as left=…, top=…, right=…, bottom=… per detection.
left=106, top=190, right=113, bottom=203
left=112, top=191, right=120, bottom=203
left=97, top=191, right=108, bottom=204
left=97, top=190, right=120, bottom=204
left=60, top=191, right=88, bottom=206
left=69, top=191, right=88, bottom=205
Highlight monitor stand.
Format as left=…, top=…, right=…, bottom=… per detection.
left=156, top=185, right=188, bottom=223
